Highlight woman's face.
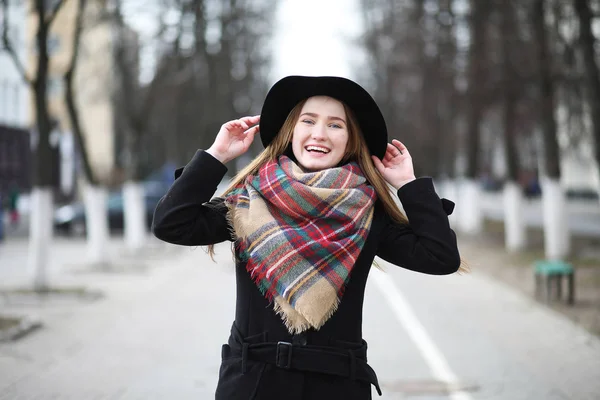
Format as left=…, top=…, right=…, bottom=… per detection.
left=291, top=96, right=349, bottom=172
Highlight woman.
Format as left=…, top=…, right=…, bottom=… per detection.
left=152, top=76, right=462, bottom=399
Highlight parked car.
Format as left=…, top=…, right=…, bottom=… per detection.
left=565, top=188, right=599, bottom=201
left=54, top=182, right=168, bottom=236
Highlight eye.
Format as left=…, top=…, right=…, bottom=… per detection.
left=329, top=123, right=343, bottom=129
left=302, top=119, right=315, bottom=125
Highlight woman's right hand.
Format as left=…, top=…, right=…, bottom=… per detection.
left=206, top=115, right=260, bottom=164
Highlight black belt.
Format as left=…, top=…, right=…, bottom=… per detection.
left=225, top=323, right=382, bottom=396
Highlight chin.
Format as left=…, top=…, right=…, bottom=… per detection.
left=299, top=160, right=337, bottom=172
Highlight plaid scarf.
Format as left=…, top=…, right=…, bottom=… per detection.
left=225, top=155, right=376, bottom=333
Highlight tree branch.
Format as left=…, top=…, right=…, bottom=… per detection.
left=65, top=0, right=84, bottom=76
left=1, top=0, right=33, bottom=86
left=64, top=0, right=97, bottom=184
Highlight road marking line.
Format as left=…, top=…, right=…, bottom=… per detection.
left=371, top=268, right=473, bottom=400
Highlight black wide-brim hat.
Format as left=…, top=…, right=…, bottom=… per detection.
left=259, top=76, right=388, bottom=159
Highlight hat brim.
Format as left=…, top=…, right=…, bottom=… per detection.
left=259, top=76, right=388, bottom=159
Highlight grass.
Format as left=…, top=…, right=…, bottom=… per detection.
left=482, top=219, right=600, bottom=267
left=0, top=316, right=20, bottom=330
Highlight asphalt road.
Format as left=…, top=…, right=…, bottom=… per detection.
left=1, top=239, right=599, bottom=399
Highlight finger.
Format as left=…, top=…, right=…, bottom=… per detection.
left=385, top=143, right=399, bottom=161
left=239, top=120, right=249, bottom=130
left=239, top=115, right=260, bottom=125
left=380, top=157, right=394, bottom=169
left=222, top=121, right=240, bottom=134
left=389, top=142, right=404, bottom=156
left=392, top=139, right=408, bottom=154
left=383, top=144, right=393, bottom=160
left=245, top=125, right=260, bottom=135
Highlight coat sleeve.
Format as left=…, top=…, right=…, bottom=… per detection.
left=375, top=177, right=461, bottom=275
left=152, top=149, right=234, bottom=246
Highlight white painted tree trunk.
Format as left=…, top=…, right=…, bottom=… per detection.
left=458, top=178, right=483, bottom=234
left=28, top=187, right=53, bottom=291
left=541, top=178, right=570, bottom=260
left=123, top=181, right=147, bottom=251
left=84, top=184, right=110, bottom=264
left=503, top=181, right=527, bottom=252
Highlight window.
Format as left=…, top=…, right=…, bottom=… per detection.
left=0, top=80, right=7, bottom=122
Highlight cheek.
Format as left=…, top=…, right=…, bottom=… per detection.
left=336, top=133, right=350, bottom=151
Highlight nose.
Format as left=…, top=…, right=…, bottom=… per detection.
left=311, top=123, right=327, bottom=140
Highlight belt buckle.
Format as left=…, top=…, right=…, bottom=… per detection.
left=276, top=341, right=293, bottom=369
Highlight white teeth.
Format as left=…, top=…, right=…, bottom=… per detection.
left=306, top=146, right=330, bottom=153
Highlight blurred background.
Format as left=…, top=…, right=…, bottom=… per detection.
left=1, top=0, right=600, bottom=399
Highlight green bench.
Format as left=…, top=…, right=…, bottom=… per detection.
left=534, top=260, right=575, bottom=305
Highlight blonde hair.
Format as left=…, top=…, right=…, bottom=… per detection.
left=207, top=99, right=468, bottom=274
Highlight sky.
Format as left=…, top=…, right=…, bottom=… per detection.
left=269, top=0, right=367, bottom=83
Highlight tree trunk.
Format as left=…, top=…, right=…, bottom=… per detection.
left=501, top=0, right=526, bottom=251
left=63, top=0, right=111, bottom=264
left=123, top=181, right=147, bottom=250
left=459, top=0, right=488, bottom=234
left=532, top=0, right=570, bottom=259
left=573, top=0, right=600, bottom=201
left=533, top=0, right=561, bottom=179
left=29, top=0, right=60, bottom=291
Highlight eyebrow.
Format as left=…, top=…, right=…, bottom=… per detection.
left=300, top=112, right=347, bottom=124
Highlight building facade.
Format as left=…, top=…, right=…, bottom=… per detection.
left=25, top=0, right=122, bottom=192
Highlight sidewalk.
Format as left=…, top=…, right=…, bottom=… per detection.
left=0, top=235, right=183, bottom=287
left=458, top=224, right=600, bottom=338
left=0, top=239, right=236, bottom=399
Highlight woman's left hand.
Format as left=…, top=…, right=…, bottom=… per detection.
left=371, top=140, right=416, bottom=190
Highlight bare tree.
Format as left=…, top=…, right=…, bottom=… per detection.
left=498, top=0, right=520, bottom=183
left=142, top=0, right=276, bottom=171
left=62, top=0, right=113, bottom=264
left=463, top=0, right=489, bottom=181
left=532, top=0, right=570, bottom=259
left=533, top=0, right=561, bottom=179
left=1, top=0, right=65, bottom=290
left=497, top=0, right=529, bottom=250
left=109, top=0, right=180, bottom=250
left=434, top=0, right=460, bottom=180
left=64, top=0, right=95, bottom=186
left=573, top=0, right=600, bottom=189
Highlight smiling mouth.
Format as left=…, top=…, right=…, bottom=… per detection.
left=305, top=145, right=330, bottom=154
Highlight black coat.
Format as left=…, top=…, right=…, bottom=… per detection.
left=152, top=150, right=460, bottom=400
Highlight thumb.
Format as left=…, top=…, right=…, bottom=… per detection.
left=247, top=125, right=260, bottom=138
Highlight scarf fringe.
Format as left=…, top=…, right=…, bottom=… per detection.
left=273, top=295, right=342, bottom=334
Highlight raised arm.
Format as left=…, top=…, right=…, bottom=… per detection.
left=376, top=177, right=460, bottom=275
left=152, top=150, right=233, bottom=246
left=153, top=115, right=260, bottom=246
